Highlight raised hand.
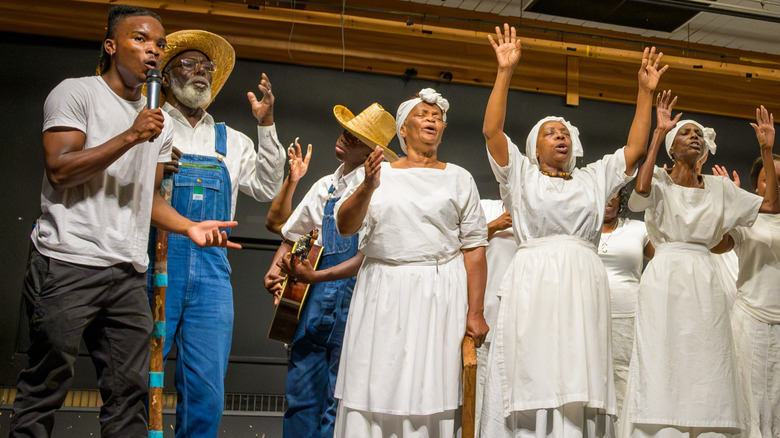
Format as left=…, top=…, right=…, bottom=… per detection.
left=488, top=23, right=522, bottom=70
left=247, top=73, right=274, bottom=126
left=712, top=164, right=741, bottom=187
left=186, top=220, right=241, bottom=249
left=363, top=146, right=383, bottom=190
left=638, top=47, right=669, bottom=92
left=751, top=105, right=775, bottom=150
left=656, top=90, right=681, bottom=132
left=287, top=137, right=312, bottom=183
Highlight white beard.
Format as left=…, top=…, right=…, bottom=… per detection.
left=169, top=75, right=212, bottom=109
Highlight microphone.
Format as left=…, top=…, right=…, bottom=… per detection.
left=146, top=68, right=162, bottom=109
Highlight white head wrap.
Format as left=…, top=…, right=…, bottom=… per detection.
left=396, top=88, right=450, bottom=154
left=664, top=119, right=717, bottom=158
left=525, top=116, right=584, bottom=172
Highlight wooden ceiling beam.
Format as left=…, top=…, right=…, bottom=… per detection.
left=0, top=0, right=777, bottom=119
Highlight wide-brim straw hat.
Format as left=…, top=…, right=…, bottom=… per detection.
left=333, top=103, right=399, bottom=162
left=159, top=29, right=235, bottom=109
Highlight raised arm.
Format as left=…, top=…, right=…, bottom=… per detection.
left=635, top=90, right=681, bottom=195
left=624, top=47, right=669, bottom=175
left=266, top=138, right=312, bottom=236
left=241, top=73, right=286, bottom=202
left=336, top=147, right=382, bottom=236
left=248, top=73, right=275, bottom=127
left=43, top=108, right=164, bottom=190
left=753, top=105, right=780, bottom=213
left=483, top=23, right=522, bottom=167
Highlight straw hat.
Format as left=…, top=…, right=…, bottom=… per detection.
left=333, top=103, right=399, bottom=162
left=159, top=29, right=235, bottom=109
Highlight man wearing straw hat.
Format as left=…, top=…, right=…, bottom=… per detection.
left=157, top=29, right=285, bottom=437
left=263, top=103, right=397, bottom=437
left=10, top=7, right=240, bottom=437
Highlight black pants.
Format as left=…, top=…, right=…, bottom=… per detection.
left=10, top=249, right=152, bottom=437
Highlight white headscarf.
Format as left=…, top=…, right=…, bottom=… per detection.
left=664, top=119, right=717, bottom=158
left=525, top=116, right=584, bottom=172
left=396, top=88, right=450, bottom=154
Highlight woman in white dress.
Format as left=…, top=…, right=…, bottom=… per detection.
left=624, top=96, right=780, bottom=438
left=597, top=184, right=653, bottom=431
left=333, top=88, right=490, bottom=437
left=717, top=152, right=780, bottom=438
left=480, top=24, right=667, bottom=437
left=476, top=198, right=516, bottom=435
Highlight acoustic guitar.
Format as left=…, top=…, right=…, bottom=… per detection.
left=267, top=229, right=323, bottom=344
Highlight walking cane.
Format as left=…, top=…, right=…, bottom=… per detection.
left=149, top=176, right=173, bottom=437
left=462, top=336, right=478, bottom=438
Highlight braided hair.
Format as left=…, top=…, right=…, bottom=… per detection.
left=96, top=5, right=162, bottom=75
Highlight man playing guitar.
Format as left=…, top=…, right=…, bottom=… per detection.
left=263, top=102, right=397, bottom=438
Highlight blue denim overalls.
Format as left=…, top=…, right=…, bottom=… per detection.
left=284, top=184, right=359, bottom=438
left=165, top=123, right=233, bottom=438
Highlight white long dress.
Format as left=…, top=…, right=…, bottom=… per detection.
left=476, top=199, right=517, bottom=436
left=729, top=213, right=780, bottom=438
left=480, top=135, right=633, bottom=438
left=598, top=218, right=649, bottom=431
left=624, top=166, right=762, bottom=437
left=332, top=162, right=488, bottom=437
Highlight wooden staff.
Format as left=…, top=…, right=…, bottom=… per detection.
left=462, top=336, right=477, bottom=438
left=149, top=176, right=173, bottom=437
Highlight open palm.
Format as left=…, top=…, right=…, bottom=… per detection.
left=488, top=23, right=522, bottom=70
left=638, top=47, right=668, bottom=92
left=751, top=105, right=775, bottom=149
left=656, top=90, right=681, bottom=132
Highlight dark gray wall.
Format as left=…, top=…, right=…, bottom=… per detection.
left=0, top=31, right=764, bottom=392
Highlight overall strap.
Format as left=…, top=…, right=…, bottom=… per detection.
left=214, top=122, right=228, bottom=157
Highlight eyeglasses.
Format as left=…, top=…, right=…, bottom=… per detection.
left=170, top=58, right=217, bottom=73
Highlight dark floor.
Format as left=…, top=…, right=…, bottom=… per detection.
left=0, top=408, right=283, bottom=437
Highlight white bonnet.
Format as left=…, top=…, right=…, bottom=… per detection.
left=664, top=119, right=717, bottom=158
left=396, top=88, right=449, bottom=154
left=524, top=116, right=584, bottom=172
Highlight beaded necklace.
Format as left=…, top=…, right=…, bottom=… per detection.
left=540, top=170, right=572, bottom=180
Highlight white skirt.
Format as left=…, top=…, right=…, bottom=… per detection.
left=627, top=243, right=742, bottom=429
left=334, top=254, right=468, bottom=415
left=731, top=302, right=780, bottom=438
left=611, top=316, right=634, bottom=432
left=481, top=340, right=616, bottom=438
left=334, top=403, right=461, bottom=438
left=488, top=236, right=615, bottom=415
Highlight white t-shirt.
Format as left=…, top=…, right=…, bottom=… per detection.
left=598, top=218, right=649, bottom=317
left=162, top=103, right=285, bottom=219
left=32, top=76, right=173, bottom=272
left=281, top=163, right=364, bottom=245
left=730, top=213, right=780, bottom=323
